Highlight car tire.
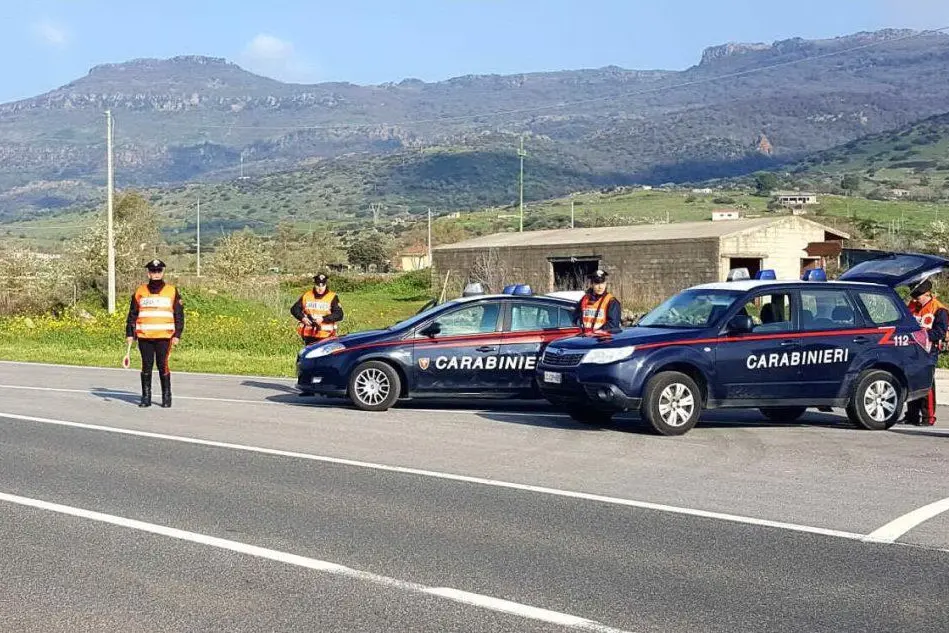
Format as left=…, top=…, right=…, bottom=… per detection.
left=641, top=371, right=702, bottom=436
left=348, top=361, right=401, bottom=411
left=566, top=405, right=612, bottom=425
left=845, top=369, right=903, bottom=430
left=759, top=406, right=808, bottom=422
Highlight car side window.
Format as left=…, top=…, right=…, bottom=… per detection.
left=510, top=303, right=560, bottom=332
left=426, top=303, right=500, bottom=337
left=857, top=292, right=903, bottom=326
left=558, top=307, right=576, bottom=328
left=799, top=290, right=858, bottom=331
left=738, top=292, right=793, bottom=333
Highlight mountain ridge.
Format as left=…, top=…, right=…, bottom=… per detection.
left=3, top=28, right=949, bottom=220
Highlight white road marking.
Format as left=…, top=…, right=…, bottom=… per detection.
left=0, top=491, right=631, bottom=633
left=0, top=384, right=568, bottom=417
left=0, top=384, right=281, bottom=406
left=864, top=497, right=949, bottom=544
left=0, top=360, right=296, bottom=382
left=0, top=411, right=865, bottom=541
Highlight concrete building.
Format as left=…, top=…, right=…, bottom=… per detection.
left=432, top=216, right=849, bottom=304
left=398, top=244, right=431, bottom=271
left=775, top=192, right=819, bottom=208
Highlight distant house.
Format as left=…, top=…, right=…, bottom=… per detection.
left=775, top=192, right=819, bottom=208
left=890, top=189, right=910, bottom=198
left=691, top=188, right=713, bottom=194
left=711, top=209, right=741, bottom=221
left=398, top=244, right=431, bottom=271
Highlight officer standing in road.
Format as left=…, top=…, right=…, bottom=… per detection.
left=291, top=273, right=344, bottom=345
left=905, top=278, right=948, bottom=426
left=125, top=259, right=184, bottom=408
left=574, top=269, right=622, bottom=333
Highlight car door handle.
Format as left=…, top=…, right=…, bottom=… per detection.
left=853, top=336, right=870, bottom=344
left=476, top=345, right=498, bottom=352
left=780, top=340, right=798, bottom=347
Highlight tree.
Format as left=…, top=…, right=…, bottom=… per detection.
left=347, top=234, right=391, bottom=272
left=67, top=191, right=162, bottom=299
left=210, top=228, right=273, bottom=278
left=754, top=172, right=779, bottom=196
left=841, top=173, right=862, bottom=193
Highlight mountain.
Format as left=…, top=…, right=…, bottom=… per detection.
left=3, top=28, right=949, bottom=220
left=791, top=110, right=949, bottom=200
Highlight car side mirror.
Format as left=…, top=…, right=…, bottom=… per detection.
left=420, top=322, right=441, bottom=337
left=726, top=315, right=754, bottom=335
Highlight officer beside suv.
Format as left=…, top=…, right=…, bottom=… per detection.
left=537, top=253, right=947, bottom=435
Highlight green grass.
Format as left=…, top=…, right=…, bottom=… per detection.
left=0, top=271, right=433, bottom=377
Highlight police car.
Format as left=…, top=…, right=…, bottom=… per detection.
left=296, top=285, right=581, bottom=410
left=536, top=253, right=947, bottom=435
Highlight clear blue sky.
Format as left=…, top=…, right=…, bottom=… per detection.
left=2, top=0, right=947, bottom=103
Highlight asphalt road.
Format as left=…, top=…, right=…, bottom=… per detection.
left=1, top=361, right=947, bottom=632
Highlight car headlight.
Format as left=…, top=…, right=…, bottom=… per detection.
left=581, top=346, right=636, bottom=364
left=304, top=342, right=345, bottom=359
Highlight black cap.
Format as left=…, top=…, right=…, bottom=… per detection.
left=313, top=273, right=329, bottom=285
left=145, top=259, right=165, bottom=272
left=911, top=278, right=933, bottom=298
left=589, top=269, right=608, bottom=283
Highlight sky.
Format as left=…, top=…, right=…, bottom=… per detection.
left=2, top=0, right=949, bottom=103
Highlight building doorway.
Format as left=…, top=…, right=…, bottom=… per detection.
left=550, top=258, right=599, bottom=291
left=728, top=257, right=761, bottom=279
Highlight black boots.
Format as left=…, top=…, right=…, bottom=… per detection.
left=159, top=373, right=172, bottom=408
left=139, top=372, right=152, bottom=408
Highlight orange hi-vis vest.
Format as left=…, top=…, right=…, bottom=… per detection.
left=580, top=292, right=614, bottom=331
left=134, top=283, right=177, bottom=340
left=297, top=289, right=338, bottom=339
left=909, top=296, right=948, bottom=351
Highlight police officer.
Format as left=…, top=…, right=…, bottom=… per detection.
left=125, top=259, right=184, bottom=408
left=574, top=269, right=622, bottom=333
left=905, top=278, right=948, bottom=426
left=291, top=273, right=344, bottom=345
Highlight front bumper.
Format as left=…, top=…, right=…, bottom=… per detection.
left=296, top=358, right=348, bottom=397
left=536, top=362, right=642, bottom=412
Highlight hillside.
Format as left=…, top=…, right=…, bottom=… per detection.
left=793, top=111, right=949, bottom=200
left=4, top=28, right=949, bottom=219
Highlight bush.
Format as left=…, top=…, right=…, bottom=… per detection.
left=712, top=196, right=736, bottom=204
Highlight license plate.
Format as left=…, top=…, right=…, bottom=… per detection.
left=543, top=371, right=562, bottom=384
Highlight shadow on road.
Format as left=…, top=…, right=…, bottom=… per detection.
left=89, top=388, right=140, bottom=406
left=241, top=380, right=299, bottom=394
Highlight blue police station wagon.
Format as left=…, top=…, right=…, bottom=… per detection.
left=297, top=287, right=581, bottom=410
left=536, top=253, right=947, bottom=435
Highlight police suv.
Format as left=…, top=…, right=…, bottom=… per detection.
left=296, top=286, right=581, bottom=410
left=536, top=253, right=947, bottom=435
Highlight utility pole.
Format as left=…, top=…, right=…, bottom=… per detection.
left=518, top=135, right=526, bottom=232
left=427, top=207, right=432, bottom=266
left=570, top=200, right=575, bottom=229
left=196, top=195, right=201, bottom=277
left=106, top=110, right=116, bottom=314
left=240, top=154, right=244, bottom=178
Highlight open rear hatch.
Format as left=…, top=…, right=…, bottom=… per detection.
left=838, top=253, right=949, bottom=288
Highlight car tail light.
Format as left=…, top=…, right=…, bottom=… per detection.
left=912, top=329, right=931, bottom=352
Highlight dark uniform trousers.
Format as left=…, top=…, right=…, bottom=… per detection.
left=906, top=354, right=938, bottom=426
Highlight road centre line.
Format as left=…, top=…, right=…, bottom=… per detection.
left=864, top=497, right=949, bottom=544
left=0, top=411, right=868, bottom=542
left=0, top=491, right=631, bottom=633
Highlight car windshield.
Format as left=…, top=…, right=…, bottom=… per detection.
left=387, top=299, right=462, bottom=330
left=638, top=289, right=744, bottom=328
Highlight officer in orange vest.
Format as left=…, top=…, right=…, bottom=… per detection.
left=905, top=278, right=948, bottom=426
left=125, top=259, right=184, bottom=408
left=291, top=273, right=344, bottom=345
left=574, top=269, right=622, bottom=334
